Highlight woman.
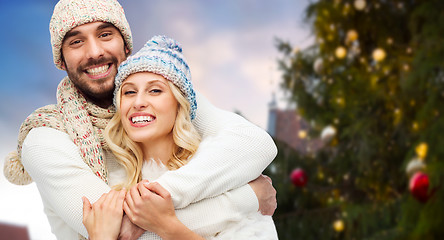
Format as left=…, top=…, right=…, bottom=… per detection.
left=83, top=35, right=278, bottom=239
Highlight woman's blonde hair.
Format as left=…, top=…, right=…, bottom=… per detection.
left=105, top=80, right=201, bottom=190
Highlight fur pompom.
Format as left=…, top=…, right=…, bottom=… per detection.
left=3, top=151, right=33, bottom=185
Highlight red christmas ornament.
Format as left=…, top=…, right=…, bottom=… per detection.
left=409, top=172, right=430, bottom=203
left=290, top=168, right=308, bottom=187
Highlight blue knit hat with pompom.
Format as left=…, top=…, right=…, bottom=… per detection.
left=114, top=35, right=197, bottom=120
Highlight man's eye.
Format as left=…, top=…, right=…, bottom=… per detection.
left=70, top=40, right=82, bottom=45
left=100, top=32, right=112, bottom=38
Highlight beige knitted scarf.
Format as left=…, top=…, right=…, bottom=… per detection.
left=3, top=77, right=115, bottom=185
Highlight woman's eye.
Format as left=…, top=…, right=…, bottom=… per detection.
left=150, top=89, right=162, bottom=94
left=123, top=90, right=136, bottom=95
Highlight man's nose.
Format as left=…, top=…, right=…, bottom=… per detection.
left=85, top=39, right=105, bottom=60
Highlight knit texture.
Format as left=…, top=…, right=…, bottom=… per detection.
left=3, top=77, right=114, bottom=185
left=50, top=0, right=133, bottom=69
left=114, top=35, right=197, bottom=120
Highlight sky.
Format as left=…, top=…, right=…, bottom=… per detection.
left=0, top=0, right=312, bottom=239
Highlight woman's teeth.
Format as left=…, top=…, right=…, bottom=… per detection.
left=132, top=116, right=154, bottom=124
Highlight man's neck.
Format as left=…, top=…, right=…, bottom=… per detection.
left=81, top=92, right=113, bottom=109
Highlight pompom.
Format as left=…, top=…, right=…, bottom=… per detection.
left=3, top=151, right=33, bottom=185
left=145, top=35, right=183, bottom=53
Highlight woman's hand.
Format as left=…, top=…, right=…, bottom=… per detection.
left=124, top=180, right=204, bottom=240
left=124, top=180, right=176, bottom=232
left=82, top=189, right=126, bottom=240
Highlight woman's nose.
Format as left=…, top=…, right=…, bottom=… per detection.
left=133, top=94, right=149, bottom=109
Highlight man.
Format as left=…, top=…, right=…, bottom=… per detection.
left=3, top=0, right=278, bottom=239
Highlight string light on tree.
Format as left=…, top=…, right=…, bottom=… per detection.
left=372, top=48, right=386, bottom=62
left=393, top=108, right=402, bottom=125
left=403, top=64, right=410, bottom=71
left=346, top=29, right=358, bottom=44
left=342, top=3, right=351, bottom=15
left=333, top=219, right=345, bottom=232
left=335, top=46, right=347, bottom=59
left=298, top=130, right=307, bottom=139
left=387, top=37, right=394, bottom=45
left=354, top=0, right=366, bottom=11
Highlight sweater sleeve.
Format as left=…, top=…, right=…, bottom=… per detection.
left=175, top=185, right=259, bottom=238
left=21, top=127, right=110, bottom=239
left=156, top=92, right=278, bottom=209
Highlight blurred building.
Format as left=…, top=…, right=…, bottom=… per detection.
left=0, top=222, right=30, bottom=240
left=267, top=94, right=323, bottom=154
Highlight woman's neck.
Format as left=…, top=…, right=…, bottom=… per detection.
left=140, top=135, right=175, bottom=165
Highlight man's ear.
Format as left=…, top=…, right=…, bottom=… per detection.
left=60, top=52, right=67, bottom=70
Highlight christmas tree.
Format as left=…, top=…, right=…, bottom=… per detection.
left=268, top=0, right=444, bottom=239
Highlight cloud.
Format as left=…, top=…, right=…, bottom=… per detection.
left=169, top=18, right=313, bottom=127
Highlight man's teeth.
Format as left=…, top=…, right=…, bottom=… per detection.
left=86, top=65, right=109, bottom=75
left=132, top=116, right=154, bottom=124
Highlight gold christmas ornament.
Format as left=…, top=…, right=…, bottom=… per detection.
left=335, top=46, right=347, bottom=59
left=415, top=142, right=428, bottom=159
left=354, top=0, right=366, bottom=11
left=372, top=48, right=386, bottom=62
left=333, top=219, right=345, bottom=232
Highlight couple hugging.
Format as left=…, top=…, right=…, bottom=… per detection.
left=4, top=0, right=278, bottom=239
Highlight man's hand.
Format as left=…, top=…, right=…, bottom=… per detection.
left=249, top=174, right=277, bottom=216
left=118, top=214, right=145, bottom=240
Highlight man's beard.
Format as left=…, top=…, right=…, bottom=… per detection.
left=65, top=56, right=118, bottom=105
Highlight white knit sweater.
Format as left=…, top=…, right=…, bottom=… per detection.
left=21, top=92, right=278, bottom=239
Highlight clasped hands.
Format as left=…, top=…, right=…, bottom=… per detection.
left=83, top=175, right=277, bottom=240
left=83, top=180, right=172, bottom=240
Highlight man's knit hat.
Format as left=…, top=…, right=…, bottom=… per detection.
left=50, top=0, right=133, bottom=69
left=115, top=35, right=197, bottom=120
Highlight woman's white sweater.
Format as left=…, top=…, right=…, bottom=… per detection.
left=21, top=92, right=278, bottom=239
